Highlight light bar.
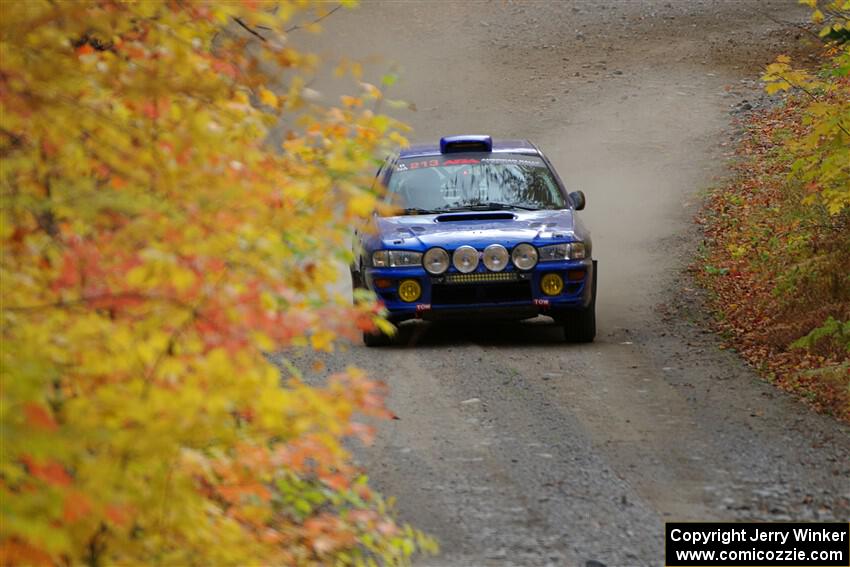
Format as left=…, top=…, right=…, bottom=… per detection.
left=443, top=272, right=520, bottom=285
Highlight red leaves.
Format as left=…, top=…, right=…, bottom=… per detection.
left=218, top=483, right=271, bottom=505
left=75, top=44, right=94, bottom=56
left=52, top=238, right=107, bottom=294
left=21, top=456, right=72, bottom=487
left=54, top=252, right=81, bottom=291
left=210, top=57, right=238, bottom=79
left=304, top=514, right=357, bottom=555
left=24, top=403, right=57, bottom=431
left=63, top=490, right=92, bottom=523
left=104, top=503, right=131, bottom=527
left=109, top=176, right=127, bottom=190
left=0, top=539, right=54, bottom=567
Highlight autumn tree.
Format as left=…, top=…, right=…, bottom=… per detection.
left=0, top=1, right=432, bottom=564
left=762, top=0, right=850, bottom=215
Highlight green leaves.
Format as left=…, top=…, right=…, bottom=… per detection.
left=791, top=316, right=850, bottom=354
left=762, top=47, right=850, bottom=215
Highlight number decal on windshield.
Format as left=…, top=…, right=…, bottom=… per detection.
left=408, top=160, right=440, bottom=169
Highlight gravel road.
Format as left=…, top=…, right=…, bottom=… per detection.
left=281, top=2, right=850, bottom=565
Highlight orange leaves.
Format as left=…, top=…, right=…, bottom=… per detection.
left=304, top=514, right=357, bottom=555
left=340, top=95, right=363, bottom=108
left=109, top=175, right=127, bottom=190
left=53, top=252, right=81, bottom=291
left=218, top=483, right=272, bottom=505
left=258, top=87, right=279, bottom=109
left=24, top=403, right=57, bottom=432
left=0, top=540, right=54, bottom=567
left=104, top=503, right=131, bottom=528
left=21, top=456, right=72, bottom=487
left=75, top=44, right=95, bottom=56
left=62, top=491, right=92, bottom=523
left=210, top=57, right=239, bottom=78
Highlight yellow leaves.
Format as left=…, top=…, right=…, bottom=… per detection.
left=374, top=317, right=396, bottom=337
left=762, top=54, right=822, bottom=95
left=126, top=250, right=196, bottom=293
left=234, top=90, right=250, bottom=106
left=340, top=95, right=363, bottom=108
left=252, top=331, right=276, bottom=352
left=389, top=130, right=410, bottom=147
left=1, top=0, right=431, bottom=564
left=258, top=86, right=279, bottom=109
left=310, top=329, right=336, bottom=352
left=727, top=243, right=750, bottom=260
left=348, top=191, right=376, bottom=217
left=798, top=0, right=850, bottom=36
left=762, top=46, right=850, bottom=217
left=0, top=209, right=13, bottom=240
left=350, top=61, right=363, bottom=80
left=765, top=81, right=791, bottom=95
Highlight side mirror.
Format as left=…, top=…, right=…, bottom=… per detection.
left=570, top=190, right=586, bottom=211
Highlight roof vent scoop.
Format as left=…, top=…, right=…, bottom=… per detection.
left=439, top=135, right=492, bottom=154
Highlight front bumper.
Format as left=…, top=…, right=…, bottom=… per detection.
left=364, top=259, right=595, bottom=323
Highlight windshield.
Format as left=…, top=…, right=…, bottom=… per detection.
left=385, top=153, right=566, bottom=214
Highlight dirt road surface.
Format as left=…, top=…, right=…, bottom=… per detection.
left=281, top=2, right=850, bottom=565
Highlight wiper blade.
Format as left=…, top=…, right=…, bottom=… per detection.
left=402, top=207, right=446, bottom=215
left=451, top=202, right=541, bottom=211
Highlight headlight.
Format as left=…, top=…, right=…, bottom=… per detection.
left=372, top=250, right=423, bottom=268
left=423, top=247, right=450, bottom=275
left=482, top=244, right=509, bottom=272
left=452, top=245, right=479, bottom=273
left=511, top=243, right=538, bottom=270
left=538, top=242, right=586, bottom=261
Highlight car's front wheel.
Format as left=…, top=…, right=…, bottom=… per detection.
left=562, top=262, right=597, bottom=343
left=350, top=265, right=364, bottom=302
left=363, top=329, right=393, bottom=347
left=562, top=303, right=596, bottom=343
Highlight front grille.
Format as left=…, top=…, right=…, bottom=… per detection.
left=431, top=281, right=532, bottom=305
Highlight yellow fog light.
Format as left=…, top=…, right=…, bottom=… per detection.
left=541, top=273, right=564, bottom=296
left=398, top=279, right=422, bottom=302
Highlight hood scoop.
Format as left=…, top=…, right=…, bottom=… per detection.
left=435, top=212, right=516, bottom=222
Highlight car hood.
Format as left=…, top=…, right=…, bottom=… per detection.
left=374, top=209, right=582, bottom=250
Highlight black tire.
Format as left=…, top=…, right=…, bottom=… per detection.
left=563, top=261, right=597, bottom=343
left=352, top=263, right=394, bottom=346
left=363, top=329, right=393, bottom=347
left=351, top=265, right=367, bottom=305
left=563, top=304, right=596, bottom=343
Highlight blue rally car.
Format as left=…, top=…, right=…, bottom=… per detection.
left=351, top=135, right=596, bottom=346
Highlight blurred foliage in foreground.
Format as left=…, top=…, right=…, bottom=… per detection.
left=696, top=1, right=849, bottom=420
left=0, top=1, right=434, bottom=564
